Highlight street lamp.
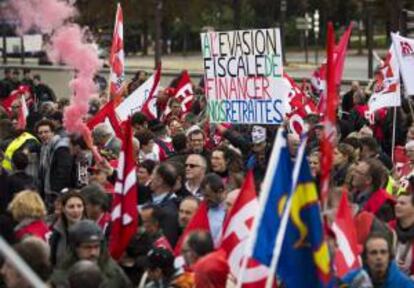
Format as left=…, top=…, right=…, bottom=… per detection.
left=313, top=10, right=320, bottom=65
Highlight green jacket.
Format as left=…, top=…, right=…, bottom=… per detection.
left=50, top=245, right=132, bottom=288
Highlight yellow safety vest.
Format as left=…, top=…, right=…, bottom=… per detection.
left=2, top=132, right=38, bottom=171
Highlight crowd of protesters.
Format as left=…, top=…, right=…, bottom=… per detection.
left=1, top=65, right=414, bottom=288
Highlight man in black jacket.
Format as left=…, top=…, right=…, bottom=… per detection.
left=36, top=119, right=74, bottom=208
left=147, top=162, right=180, bottom=247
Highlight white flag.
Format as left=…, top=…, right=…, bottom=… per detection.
left=368, top=45, right=401, bottom=113
left=392, top=33, right=414, bottom=96
left=115, top=69, right=161, bottom=121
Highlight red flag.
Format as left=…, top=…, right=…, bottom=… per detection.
left=220, top=170, right=272, bottom=288
left=141, top=65, right=162, bottom=120
left=109, top=119, right=138, bottom=260
left=332, top=191, right=361, bottom=277
left=394, top=145, right=410, bottom=178
left=310, top=63, right=327, bottom=99
left=320, top=22, right=338, bottom=203
left=109, top=3, right=125, bottom=100
left=87, top=100, right=123, bottom=139
left=174, top=201, right=210, bottom=256
left=162, top=70, right=194, bottom=120
left=313, top=24, right=352, bottom=111
left=284, top=73, right=318, bottom=135
left=174, top=70, right=194, bottom=113
left=16, top=95, right=29, bottom=130
left=334, top=24, right=353, bottom=86
left=1, top=85, right=32, bottom=116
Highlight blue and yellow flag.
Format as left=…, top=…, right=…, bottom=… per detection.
left=251, top=130, right=332, bottom=287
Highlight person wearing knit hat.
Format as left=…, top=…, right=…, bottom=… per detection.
left=50, top=219, right=132, bottom=288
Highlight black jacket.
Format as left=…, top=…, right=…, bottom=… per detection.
left=149, top=193, right=180, bottom=247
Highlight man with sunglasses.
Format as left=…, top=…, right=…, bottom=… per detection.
left=183, top=154, right=207, bottom=199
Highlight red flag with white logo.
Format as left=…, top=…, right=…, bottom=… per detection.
left=332, top=191, right=361, bottom=277
left=109, top=119, right=138, bottom=260
left=162, top=70, right=194, bottom=119
left=368, top=45, right=401, bottom=112
left=87, top=100, right=123, bottom=139
left=284, top=73, right=318, bottom=135
left=109, top=3, right=125, bottom=100
left=220, top=170, right=273, bottom=287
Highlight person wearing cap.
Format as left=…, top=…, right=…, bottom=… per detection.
left=51, top=219, right=132, bottom=288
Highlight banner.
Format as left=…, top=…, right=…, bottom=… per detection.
left=368, top=45, right=401, bottom=113
left=391, top=33, right=414, bottom=96
left=115, top=68, right=161, bottom=122
left=201, top=29, right=290, bottom=124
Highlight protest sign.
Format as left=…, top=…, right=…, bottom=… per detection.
left=201, top=28, right=290, bottom=124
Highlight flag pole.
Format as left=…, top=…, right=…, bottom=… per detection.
left=392, top=106, right=397, bottom=162
left=265, top=132, right=308, bottom=288
left=0, top=237, right=47, bottom=288
left=235, top=127, right=286, bottom=288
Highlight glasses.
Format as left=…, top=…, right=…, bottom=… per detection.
left=185, top=163, right=202, bottom=168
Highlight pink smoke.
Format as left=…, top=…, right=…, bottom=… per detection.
left=48, top=25, right=101, bottom=132
left=10, top=0, right=76, bottom=34
left=10, top=0, right=102, bottom=135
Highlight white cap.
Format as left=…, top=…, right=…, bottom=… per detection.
left=251, top=125, right=266, bottom=144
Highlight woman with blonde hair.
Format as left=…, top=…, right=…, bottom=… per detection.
left=8, top=190, right=50, bottom=242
